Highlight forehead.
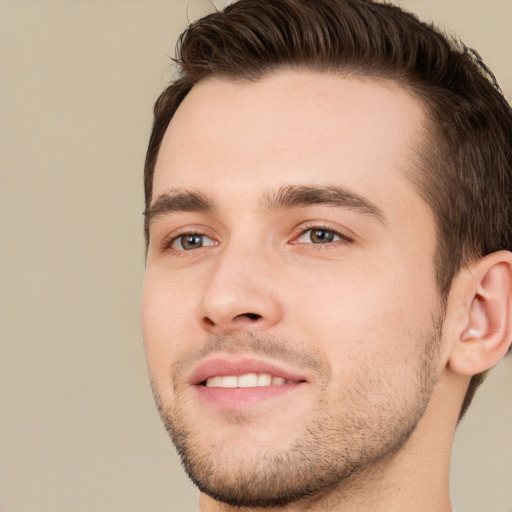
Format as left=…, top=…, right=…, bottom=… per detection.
left=153, top=70, right=428, bottom=221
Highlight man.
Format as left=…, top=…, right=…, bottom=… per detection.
left=141, top=1, right=512, bottom=510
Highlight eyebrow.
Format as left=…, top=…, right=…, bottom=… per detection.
left=145, top=189, right=215, bottom=225
left=261, top=184, right=386, bottom=224
left=145, top=184, right=386, bottom=226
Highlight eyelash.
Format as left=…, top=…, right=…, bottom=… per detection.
left=161, top=224, right=353, bottom=254
left=161, top=230, right=215, bottom=253
left=292, top=224, right=353, bottom=247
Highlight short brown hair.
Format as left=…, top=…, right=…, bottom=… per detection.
left=144, top=0, right=512, bottom=417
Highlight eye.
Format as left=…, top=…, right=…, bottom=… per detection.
left=170, top=233, right=217, bottom=251
left=295, top=227, right=347, bottom=244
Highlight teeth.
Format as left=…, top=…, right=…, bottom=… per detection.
left=238, top=373, right=258, bottom=387
left=205, top=373, right=290, bottom=388
left=206, top=376, right=223, bottom=387
left=257, top=374, right=272, bottom=386
left=220, top=376, right=238, bottom=388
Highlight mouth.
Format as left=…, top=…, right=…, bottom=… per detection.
left=188, top=357, right=308, bottom=409
left=204, top=373, right=294, bottom=388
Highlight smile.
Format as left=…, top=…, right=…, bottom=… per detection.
left=189, top=357, right=308, bottom=387
left=205, top=373, right=291, bottom=388
left=188, top=357, right=309, bottom=409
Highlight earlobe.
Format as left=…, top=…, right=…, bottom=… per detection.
left=448, top=251, right=512, bottom=376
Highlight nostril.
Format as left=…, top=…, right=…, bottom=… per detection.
left=201, top=312, right=262, bottom=330
left=239, top=313, right=261, bottom=321
left=203, top=317, right=216, bottom=327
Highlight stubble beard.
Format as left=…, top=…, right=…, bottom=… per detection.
left=152, top=316, right=444, bottom=509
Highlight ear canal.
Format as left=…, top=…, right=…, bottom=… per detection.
left=461, top=328, right=483, bottom=340
left=460, top=293, right=488, bottom=341
left=448, top=255, right=512, bottom=376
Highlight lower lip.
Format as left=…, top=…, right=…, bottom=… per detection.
left=195, top=383, right=304, bottom=409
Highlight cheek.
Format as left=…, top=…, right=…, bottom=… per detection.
left=286, top=255, right=438, bottom=370
left=141, top=269, right=200, bottom=390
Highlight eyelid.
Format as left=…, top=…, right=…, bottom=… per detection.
left=172, top=233, right=217, bottom=251
left=156, top=221, right=353, bottom=253
left=160, top=226, right=219, bottom=252
left=290, top=222, right=354, bottom=245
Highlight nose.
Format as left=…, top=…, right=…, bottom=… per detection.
left=196, top=243, right=284, bottom=334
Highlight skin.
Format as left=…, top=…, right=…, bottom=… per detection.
left=142, top=70, right=507, bottom=511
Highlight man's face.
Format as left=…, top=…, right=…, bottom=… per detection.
left=142, top=71, right=445, bottom=507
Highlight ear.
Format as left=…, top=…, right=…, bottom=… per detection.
left=447, top=251, right=512, bottom=376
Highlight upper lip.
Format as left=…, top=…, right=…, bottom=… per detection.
left=188, top=357, right=309, bottom=385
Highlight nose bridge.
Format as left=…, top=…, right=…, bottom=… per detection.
left=196, top=231, right=283, bottom=332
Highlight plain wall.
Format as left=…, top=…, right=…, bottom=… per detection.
left=0, top=1, right=511, bottom=511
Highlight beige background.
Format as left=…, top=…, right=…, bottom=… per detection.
left=0, top=1, right=511, bottom=511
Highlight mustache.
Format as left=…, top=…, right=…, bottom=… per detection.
left=172, top=331, right=330, bottom=381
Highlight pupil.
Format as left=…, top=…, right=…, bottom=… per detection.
left=311, top=229, right=333, bottom=243
left=183, top=234, right=202, bottom=250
